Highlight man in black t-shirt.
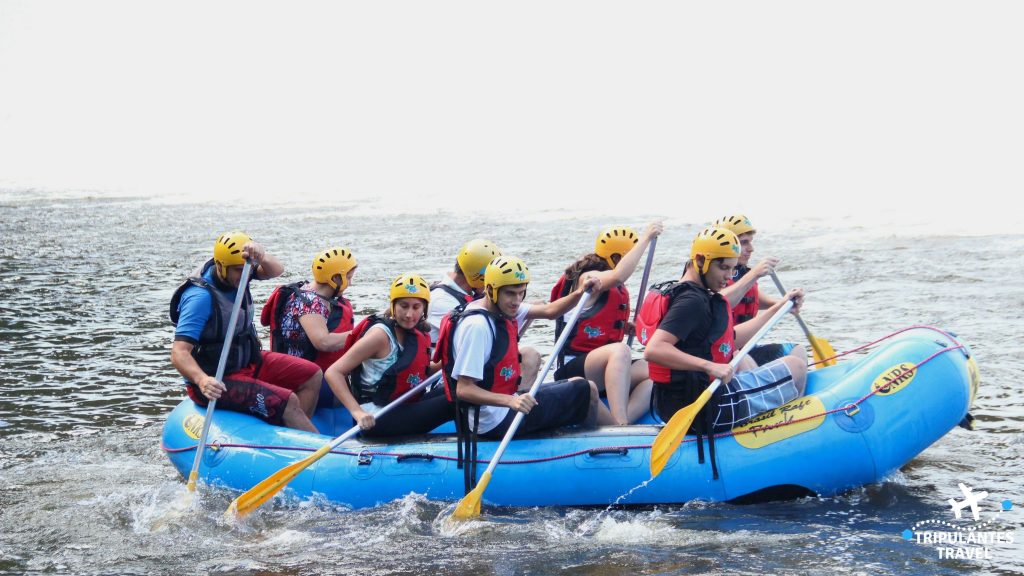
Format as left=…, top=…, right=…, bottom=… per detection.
left=643, top=227, right=808, bottom=432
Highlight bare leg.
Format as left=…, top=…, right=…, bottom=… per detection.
left=625, top=359, right=653, bottom=423
left=736, top=355, right=757, bottom=372
left=584, top=343, right=632, bottom=425
left=783, top=344, right=808, bottom=394
left=282, top=394, right=319, bottom=433
left=519, top=346, right=541, bottom=392
left=295, top=369, right=322, bottom=417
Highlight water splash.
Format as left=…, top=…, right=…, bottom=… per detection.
left=576, top=478, right=653, bottom=536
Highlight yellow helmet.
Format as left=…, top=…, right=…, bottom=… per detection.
left=389, top=273, right=430, bottom=316
left=484, top=256, right=530, bottom=301
left=213, top=231, right=252, bottom=268
left=312, top=247, right=357, bottom=291
left=712, top=215, right=756, bottom=237
left=457, top=239, right=502, bottom=289
left=691, top=227, right=741, bottom=274
left=594, top=226, right=639, bottom=269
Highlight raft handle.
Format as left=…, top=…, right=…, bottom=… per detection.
left=843, top=404, right=860, bottom=417
left=357, top=450, right=373, bottom=466
left=396, top=453, right=435, bottom=463
left=587, top=447, right=629, bottom=457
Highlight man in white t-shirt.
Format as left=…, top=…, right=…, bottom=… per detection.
left=439, top=255, right=601, bottom=439
left=429, top=239, right=541, bottom=387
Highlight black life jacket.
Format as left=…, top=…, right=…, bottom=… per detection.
left=169, top=259, right=261, bottom=378
left=639, top=281, right=735, bottom=388
left=434, top=304, right=521, bottom=401
left=429, top=280, right=476, bottom=305
left=343, top=315, right=431, bottom=406
left=550, top=274, right=629, bottom=362
left=729, top=264, right=759, bottom=324
left=260, top=280, right=354, bottom=371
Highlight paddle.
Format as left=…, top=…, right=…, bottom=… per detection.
left=226, top=371, right=443, bottom=519
left=649, top=298, right=794, bottom=477
left=451, top=290, right=594, bottom=520
left=186, top=260, right=254, bottom=493
left=626, top=237, right=657, bottom=348
left=768, top=270, right=836, bottom=367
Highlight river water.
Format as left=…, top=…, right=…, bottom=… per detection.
left=1, top=191, right=1021, bottom=575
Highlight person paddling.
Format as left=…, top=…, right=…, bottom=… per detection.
left=262, top=247, right=357, bottom=373
left=643, top=227, right=808, bottom=436
left=170, top=232, right=321, bottom=432
left=325, top=274, right=452, bottom=436
left=715, top=215, right=799, bottom=368
left=550, top=222, right=663, bottom=425
left=436, top=256, right=602, bottom=441
left=428, top=239, right=541, bottom=388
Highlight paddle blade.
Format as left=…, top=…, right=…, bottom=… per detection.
left=451, top=471, right=492, bottom=521
left=810, top=335, right=837, bottom=367
left=226, top=447, right=328, bottom=520
left=649, top=388, right=712, bottom=477
left=186, top=471, right=199, bottom=493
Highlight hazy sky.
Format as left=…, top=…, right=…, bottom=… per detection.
left=1, top=1, right=1021, bottom=230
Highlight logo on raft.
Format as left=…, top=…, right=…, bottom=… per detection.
left=872, top=362, right=917, bottom=396
left=183, top=414, right=204, bottom=440
left=900, top=483, right=1017, bottom=561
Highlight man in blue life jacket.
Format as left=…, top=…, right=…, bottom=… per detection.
left=169, top=231, right=321, bottom=432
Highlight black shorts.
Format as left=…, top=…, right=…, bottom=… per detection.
left=480, top=378, right=591, bottom=439
left=553, top=353, right=640, bottom=383
left=747, top=343, right=793, bottom=366
left=361, top=386, right=455, bottom=437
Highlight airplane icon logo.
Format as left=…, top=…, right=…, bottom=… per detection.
left=948, top=483, right=989, bottom=521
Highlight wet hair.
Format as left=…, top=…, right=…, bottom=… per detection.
left=563, top=253, right=610, bottom=289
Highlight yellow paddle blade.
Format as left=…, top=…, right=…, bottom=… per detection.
left=226, top=445, right=331, bottom=520
left=649, top=388, right=712, bottom=477
left=451, top=471, right=492, bottom=521
left=809, top=335, right=837, bottom=367
left=186, top=470, right=199, bottom=493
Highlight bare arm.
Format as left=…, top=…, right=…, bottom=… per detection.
left=735, top=288, right=803, bottom=348
left=324, top=327, right=391, bottom=429
left=298, top=313, right=350, bottom=352
left=241, top=241, right=284, bottom=280
left=170, top=340, right=226, bottom=400
left=526, top=276, right=601, bottom=320
left=643, top=329, right=734, bottom=383
left=721, top=257, right=780, bottom=307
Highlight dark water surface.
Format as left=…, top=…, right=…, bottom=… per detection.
left=1, top=193, right=1021, bottom=575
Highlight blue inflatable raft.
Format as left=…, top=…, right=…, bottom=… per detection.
left=161, top=326, right=978, bottom=509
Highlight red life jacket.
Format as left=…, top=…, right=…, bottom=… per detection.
left=260, top=281, right=354, bottom=372
left=549, top=274, right=630, bottom=357
left=728, top=265, right=759, bottom=324
left=342, top=315, right=431, bottom=405
left=434, top=304, right=521, bottom=401
left=637, top=281, right=735, bottom=386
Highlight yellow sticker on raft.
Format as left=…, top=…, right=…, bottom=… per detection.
left=966, top=357, right=980, bottom=406
left=872, top=363, right=917, bottom=396
left=734, top=395, right=826, bottom=449
left=183, top=414, right=204, bottom=440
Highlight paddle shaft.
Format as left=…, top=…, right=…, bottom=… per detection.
left=472, top=291, right=594, bottom=485
left=187, top=261, right=253, bottom=492
left=768, top=271, right=829, bottom=362
left=702, top=298, right=794, bottom=398
left=626, top=237, right=657, bottom=348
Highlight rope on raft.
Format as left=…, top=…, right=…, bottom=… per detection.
left=163, top=325, right=966, bottom=465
